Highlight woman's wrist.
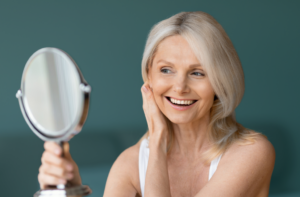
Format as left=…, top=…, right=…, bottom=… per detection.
left=146, top=129, right=171, bottom=197
left=149, top=129, right=168, bottom=155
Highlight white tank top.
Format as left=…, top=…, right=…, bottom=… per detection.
left=139, top=138, right=222, bottom=197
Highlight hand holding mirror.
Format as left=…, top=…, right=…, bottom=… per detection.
left=16, top=47, right=92, bottom=197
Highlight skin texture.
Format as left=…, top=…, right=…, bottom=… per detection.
left=38, top=35, right=275, bottom=197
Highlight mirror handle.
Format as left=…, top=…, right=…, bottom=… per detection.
left=58, top=141, right=65, bottom=157
left=57, top=141, right=68, bottom=189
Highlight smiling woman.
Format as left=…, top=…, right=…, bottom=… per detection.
left=141, top=12, right=260, bottom=162
left=37, top=11, right=275, bottom=197
left=105, top=11, right=274, bottom=197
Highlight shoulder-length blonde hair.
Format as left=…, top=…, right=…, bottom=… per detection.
left=140, top=11, right=260, bottom=162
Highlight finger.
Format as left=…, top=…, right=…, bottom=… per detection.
left=141, top=84, right=167, bottom=136
left=38, top=172, right=66, bottom=187
left=44, top=141, right=62, bottom=156
left=142, top=83, right=156, bottom=108
left=142, top=84, right=160, bottom=115
left=141, top=85, right=150, bottom=119
left=141, top=85, right=153, bottom=131
left=142, top=84, right=156, bottom=105
left=41, top=152, right=73, bottom=171
left=141, top=84, right=149, bottom=105
left=39, top=162, right=74, bottom=180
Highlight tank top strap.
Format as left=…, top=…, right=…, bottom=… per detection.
left=139, top=138, right=149, bottom=197
left=208, top=154, right=222, bottom=180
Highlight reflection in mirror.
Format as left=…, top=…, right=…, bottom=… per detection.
left=24, top=50, right=81, bottom=136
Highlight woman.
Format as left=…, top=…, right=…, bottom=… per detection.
left=38, top=11, right=275, bottom=197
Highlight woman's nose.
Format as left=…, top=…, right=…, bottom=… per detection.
left=173, top=76, right=189, bottom=94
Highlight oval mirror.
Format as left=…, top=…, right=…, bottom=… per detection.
left=16, top=47, right=91, bottom=142
left=16, top=47, right=92, bottom=197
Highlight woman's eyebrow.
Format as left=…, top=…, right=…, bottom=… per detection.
left=157, top=60, right=202, bottom=68
left=189, top=64, right=203, bottom=69
left=156, top=59, right=203, bottom=71
left=156, top=59, right=174, bottom=65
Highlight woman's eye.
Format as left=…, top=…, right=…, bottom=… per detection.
left=161, top=68, right=171, bottom=74
left=192, top=72, right=204, bottom=76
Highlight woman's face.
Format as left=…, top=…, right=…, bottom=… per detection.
left=148, top=35, right=215, bottom=125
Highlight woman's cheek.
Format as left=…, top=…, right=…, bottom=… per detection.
left=152, top=77, right=171, bottom=93
left=195, top=81, right=215, bottom=100
left=152, top=77, right=170, bottom=107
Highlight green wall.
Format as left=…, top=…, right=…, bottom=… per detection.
left=0, top=1, right=299, bottom=196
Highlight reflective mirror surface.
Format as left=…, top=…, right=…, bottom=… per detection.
left=22, top=48, right=82, bottom=137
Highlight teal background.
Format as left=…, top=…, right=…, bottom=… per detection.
left=0, top=0, right=299, bottom=196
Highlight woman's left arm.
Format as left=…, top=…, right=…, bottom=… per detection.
left=195, top=136, right=275, bottom=197
left=141, top=84, right=171, bottom=197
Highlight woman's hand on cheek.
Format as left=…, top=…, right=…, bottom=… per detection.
left=141, top=83, right=168, bottom=151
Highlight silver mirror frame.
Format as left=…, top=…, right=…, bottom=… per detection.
left=16, top=47, right=91, bottom=142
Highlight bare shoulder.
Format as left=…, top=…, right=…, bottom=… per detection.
left=103, top=140, right=142, bottom=197
left=198, top=132, right=276, bottom=197
left=223, top=132, right=275, bottom=169
left=113, top=140, right=141, bottom=169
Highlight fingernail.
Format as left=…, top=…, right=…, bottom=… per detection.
left=142, top=86, right=148, bottom=92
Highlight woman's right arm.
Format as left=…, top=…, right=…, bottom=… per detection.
left=38, top=141, right=82, bottom=189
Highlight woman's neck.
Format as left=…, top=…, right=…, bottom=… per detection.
left=171, top=114, right=211, bottom=160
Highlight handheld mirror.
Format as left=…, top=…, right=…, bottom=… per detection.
left=16, top=47, right=92, bottom=197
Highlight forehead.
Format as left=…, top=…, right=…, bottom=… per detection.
left=153, top=35, right=201, bottom=66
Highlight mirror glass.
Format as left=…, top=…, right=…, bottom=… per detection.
left=22, top=49, right=82, bottom=137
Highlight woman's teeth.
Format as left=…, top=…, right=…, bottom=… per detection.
left=170, top=98, right=195, bottom=105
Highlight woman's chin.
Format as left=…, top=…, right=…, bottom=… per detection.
left=166, top=116, right=195, bottom=125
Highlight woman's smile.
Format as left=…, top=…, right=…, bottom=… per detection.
left=165, top=96, right=198, bottom=111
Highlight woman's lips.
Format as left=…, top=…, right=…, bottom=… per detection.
left=165, top=97, right=197, bottom=111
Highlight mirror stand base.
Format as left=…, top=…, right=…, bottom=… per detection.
left=34, top=185, right=92, bottom=197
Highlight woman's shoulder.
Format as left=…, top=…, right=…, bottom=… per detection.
left=218, top=131, right=275, bottom=190
left=103, top=140, right=142, bottom=196
left=201, top=132, right=275, bottom=196
left=225, top=131, right=275, bottom=163
left=117, top=138, right=146, bottom=164
left=114, top=139, right=142, bottom=177
left=114, top=137, right=145, bottom=164
left=118, top=140, right=142, bottom=159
